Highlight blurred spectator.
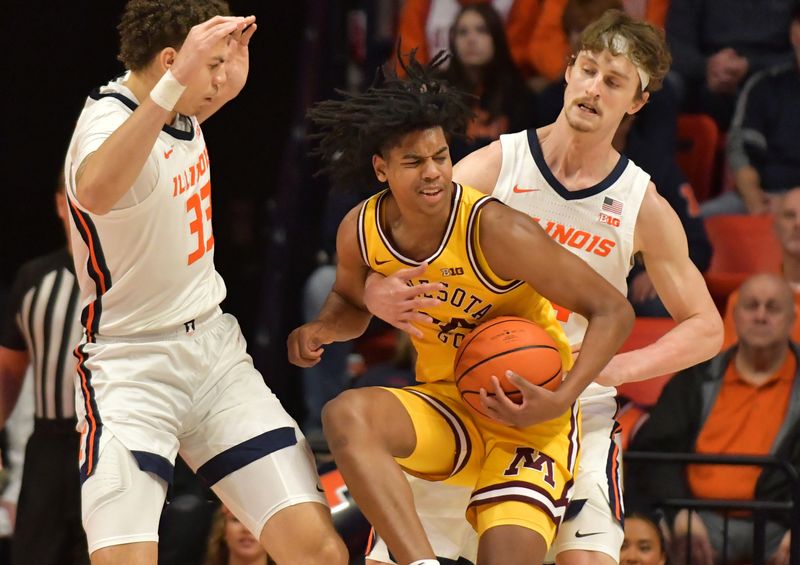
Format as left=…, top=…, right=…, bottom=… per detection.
left=701, top=7, right=800, bottom=217
left=629, top=272, right=800, bottom=565
left=722, top=187, right=800, bottom=347
left=205, top=505, right=272, bottom=565
left=621, top=510, right=670, bottom=565
left=438, top=3, right=537, bottom=161
left=395, top=0, right=541, bottom=76
left=0, top=180, right=87, bottom=565
left=527, top=0, right=669, bottom=88
left=665, top=0, right=797, bottom=130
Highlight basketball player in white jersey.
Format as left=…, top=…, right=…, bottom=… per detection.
left=63, top=2, right=347, bottom=564
left=362, top=10, right=723, bottom=565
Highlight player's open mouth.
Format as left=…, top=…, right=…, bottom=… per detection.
left=577, top=103, right=598, bottom=114
left=419, top=187, right=445, bottom=202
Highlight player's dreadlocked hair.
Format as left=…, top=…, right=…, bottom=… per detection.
left=118, top=0, right=230, bottom=71
left=308, top=49, right=473, bottom=192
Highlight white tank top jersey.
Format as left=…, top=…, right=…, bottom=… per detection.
left=64, top=76, right=226, bottom=338
left=494, top=129, right=650, bottom=400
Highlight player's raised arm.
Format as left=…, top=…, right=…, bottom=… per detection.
left=195, top=18, right=258, bottom=124
left=75, top=16, right=252, bottom=215
left=478, top=201, right=634, bottom=426
left=596, top=184, right=723, bottom=386
left=287, top=205, right=374, bottom=368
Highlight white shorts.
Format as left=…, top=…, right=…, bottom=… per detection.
left=547, top=395, right=624, bottom=563
left=366, top=476, right=477, bottom=564
left=366, top=396, right=624, bottom=565
left=75, top=310, right=327, bottom=552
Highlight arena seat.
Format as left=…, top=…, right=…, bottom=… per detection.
left=616, top=317, right=678, bottom=406
left=676, top=113, right=720, bottom=203
left=703, top=214, right=782, bottom=310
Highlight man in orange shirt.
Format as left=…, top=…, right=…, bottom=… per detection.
left=630, top=272, right=799, bottom=565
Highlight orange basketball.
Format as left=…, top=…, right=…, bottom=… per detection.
left=454, top=316, right=563, bottom=418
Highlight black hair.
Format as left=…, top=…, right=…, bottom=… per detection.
left=307, top=49, right=473, bottom=191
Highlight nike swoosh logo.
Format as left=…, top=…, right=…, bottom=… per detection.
left=575, top=531, right=605, bottom=538
left=164, top=148, right=174, bottom=159
left=375, top=259, right=391, bottom=265
left=512, top=185, right=539, bottom=193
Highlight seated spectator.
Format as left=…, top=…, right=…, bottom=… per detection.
left=395, top=0, right=541, bottom=76
left=621, top=510, right=670, bottom=565
left=205, top=505, right=272, bottom=565
left=722, top=187, right=800, bottom=347
left=665, top=0, right=796, bottom=130
left=701, top=7, right=800, bottom=217
left=526, top=0, right=669, bottom=89
left=629, top=272, right=799, bottom=565
left=437, top=3, right=537, bottom=162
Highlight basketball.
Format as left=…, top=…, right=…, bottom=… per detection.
left=454, top=316, right=563, bottom=418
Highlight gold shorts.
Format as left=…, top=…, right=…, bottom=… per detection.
left=385, top=381, right=581, bottom=546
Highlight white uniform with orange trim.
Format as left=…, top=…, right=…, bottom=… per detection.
left=64, top=76, right=325, bottom=553
left=496, top=129, right=648, bottom=561
left=367, top=130, right=648, bottom=564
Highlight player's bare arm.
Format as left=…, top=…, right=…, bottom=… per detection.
left=75, top=16, right=250, bottom=215
left=363, top=144, right=503, bottom=327
left=478, top=202, right=634, bottom=426
left=0, top=347, right=30, bottom=429
left=195, top=17, right=258, bottom=124
left=287, top=206, right=373, bottom=368
left=596, top=183, right=723, bottom=386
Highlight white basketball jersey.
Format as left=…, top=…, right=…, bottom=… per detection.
left=64, top=77, right=226, bottom=337
left=494, top=129, right=649, bottom=399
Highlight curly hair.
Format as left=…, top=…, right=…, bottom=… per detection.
left=118, top=0, right=231, bottom=71
left=569, top=9, right=671, bottom=94
left=307, top=49, right=473, bottom=192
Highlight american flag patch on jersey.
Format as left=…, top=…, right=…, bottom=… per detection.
left=602, top=196, right=623, bottom=215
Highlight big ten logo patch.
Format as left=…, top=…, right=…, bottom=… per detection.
left=440, top=267, right=464, bottom=277
left=503, top=447, right=556, bottom=487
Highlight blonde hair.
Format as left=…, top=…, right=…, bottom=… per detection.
left=569, top=9, right=672, bottom=95
left=204, top=506, right=272, bottom=565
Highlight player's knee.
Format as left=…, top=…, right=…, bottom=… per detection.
left=274, top=524, right=348, bottom=565
left=321, top=389, right=371, bottom=439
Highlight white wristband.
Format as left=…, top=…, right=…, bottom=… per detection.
left=409, top=561, right=440, bottom=565
left=149, top=69, right=186, bottom=112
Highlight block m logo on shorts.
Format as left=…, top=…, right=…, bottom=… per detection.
left=503, top=447, right=556, bottom=487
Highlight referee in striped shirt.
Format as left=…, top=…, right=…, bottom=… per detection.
left=0, top=177, right=88, bottom=564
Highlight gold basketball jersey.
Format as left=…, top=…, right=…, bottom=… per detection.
left=357, top=183, right=573, bottom=382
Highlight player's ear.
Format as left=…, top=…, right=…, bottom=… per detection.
left=627, top=90, right=649, bottom=115
left=157, top=47, right=179, bottom=72
left=373, top=153, right=388, bottom=183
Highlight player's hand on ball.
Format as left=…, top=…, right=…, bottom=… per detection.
left=479, top=371, right=570, bottom=428
left=363, top=263, right=443, bottom=339
left=171, top=15, right=254, bottom=85
left=287, top=322, right=333, bottom=368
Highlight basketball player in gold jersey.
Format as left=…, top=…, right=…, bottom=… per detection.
left=362, top=11, right=724, bottom=565
left=288, top=54, right=634, bottom=565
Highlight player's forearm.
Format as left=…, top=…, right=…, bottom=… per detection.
left=75, top=99, right=170, bottom=215
left=612, top=311, right=723, bottom=384
left=562, top=305, right=634, bottom=400
left=317, top=290, right=373, bottom=343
